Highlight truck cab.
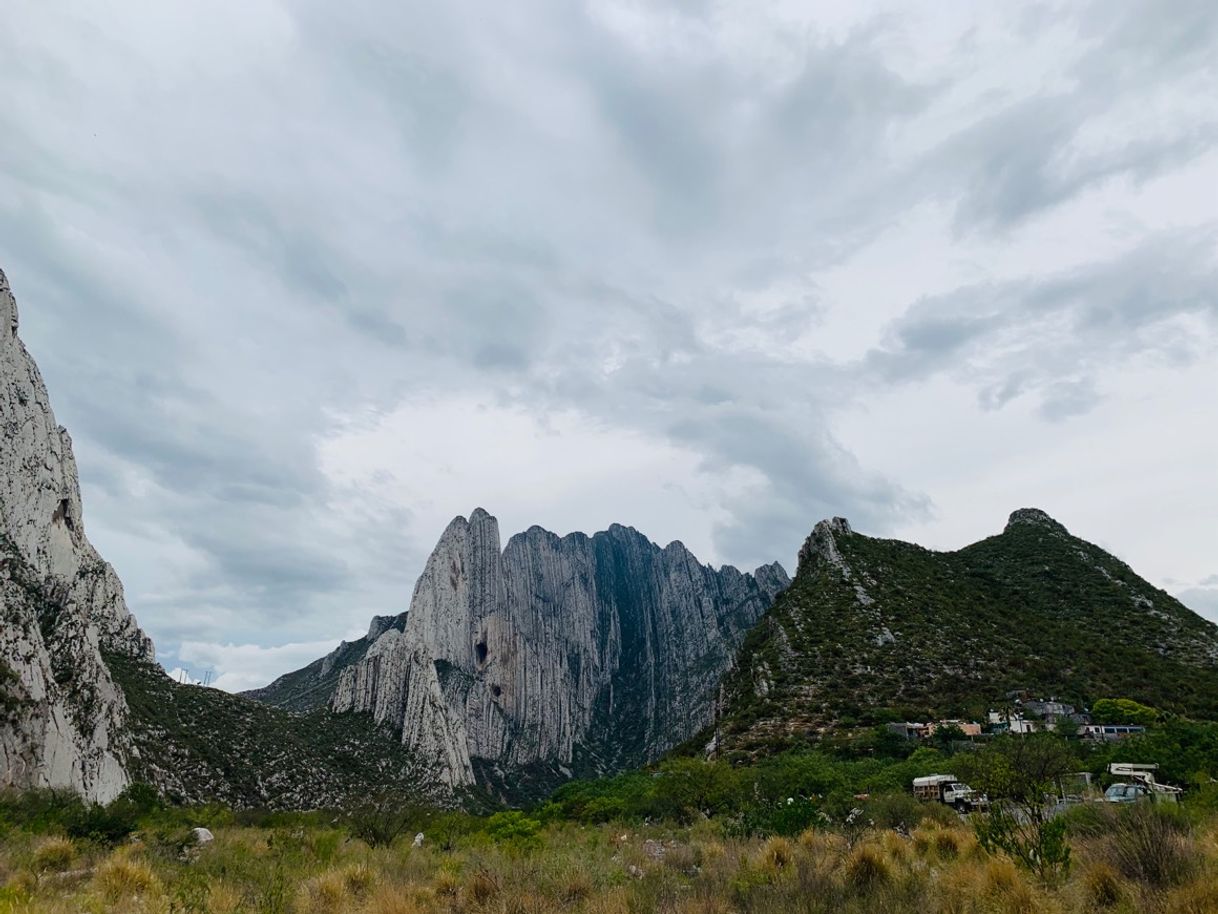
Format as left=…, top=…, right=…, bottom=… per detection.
left=913, top=775, right=988, bottom=811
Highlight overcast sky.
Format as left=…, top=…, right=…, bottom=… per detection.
left=3, top=1, right=1216, bottom=691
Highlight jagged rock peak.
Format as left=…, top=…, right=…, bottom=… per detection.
left=328, top=507, right=790, bottom=789
left=1005, top=508, right=1069, bottom=536
left=798, top=516, right=855, bottom=574
left=367, top=613, right=408, bottom=641
left=1, top=268, right=16, bottom=335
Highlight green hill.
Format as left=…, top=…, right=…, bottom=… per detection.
left=106, top=651, right=441, bottom=809
left=715, top=509, right=1218, bottom=756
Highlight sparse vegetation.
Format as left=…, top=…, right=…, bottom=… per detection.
left=717, top=517, right=1218, bottom=754
left=0, top=724, right=1214, bottom=914
left=3, top=788, right=1218, bottom=914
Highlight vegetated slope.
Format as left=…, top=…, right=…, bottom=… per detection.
left=242, top=613, right=408, bottom=712
left=107, top=651, right=441, bottom=810
left=716, top=509, right=1218, bottom=756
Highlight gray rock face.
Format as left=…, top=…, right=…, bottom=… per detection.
left=330, top=509, right=789, bottom=787
left=242, top=612, right=409, bottom=713
left=1005, top=507, right=1069, bottom=536
left=1, top=268, right=152, bottom=802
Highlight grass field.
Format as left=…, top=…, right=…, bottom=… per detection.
left=3, top=800, right=1218, bottom=914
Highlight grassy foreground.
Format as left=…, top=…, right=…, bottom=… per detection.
left=3, top=803, right=1218, bottom=914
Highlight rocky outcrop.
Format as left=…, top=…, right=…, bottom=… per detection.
left=1004, top=507, right=1070, bottom=535
left=242, top=612, right=409, bottom=713
left=328, top=509, right=789, bottom=788
left=1, top=268, right=152, bottom=802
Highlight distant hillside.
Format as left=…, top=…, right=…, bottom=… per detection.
left=107, top=651, right=439, bottom=809
left=715, top=509, right=1218, bottom=756
left=242, top=613, right=408, bottom=713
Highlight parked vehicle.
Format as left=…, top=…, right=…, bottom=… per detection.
left=912, top=775, right=988, bottom=812
left=1104, top=763, right=1183, bottom=804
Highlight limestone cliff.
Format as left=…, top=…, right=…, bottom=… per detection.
left=0, top=268, right=151, bottom=802
left=326, top=509, right=789, bottom=788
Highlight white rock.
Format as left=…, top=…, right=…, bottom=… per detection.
left=413, top=833, right=425, bottom=848
left=192, top=828, right=215, bottom=845
left=0, top=267, right=153, bottom=803
left=332, top=509, right=788, bottom=786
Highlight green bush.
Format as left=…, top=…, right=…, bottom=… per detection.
left=484, top=811, right=541, bottom=850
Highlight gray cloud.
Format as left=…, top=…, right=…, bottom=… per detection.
left=1, top=1, right=1215, bottom=684
left=863, top=231, right=1218, bottom=414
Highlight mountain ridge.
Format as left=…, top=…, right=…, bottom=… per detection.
left=714, top=507, right=1218, bottom=758
left=253, top=509, right=789, bottom=796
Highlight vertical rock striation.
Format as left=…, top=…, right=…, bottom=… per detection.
left=1, top=268, right=152, bottom=802
left=330, top=509, right=789, bottom=788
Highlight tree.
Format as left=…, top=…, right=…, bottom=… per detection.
left=960, top=734, right=1078, bottom=882
left=932, top=723, right=968, bottom=751
left=344, top=791, right=434, bottom=848
left=1092, top=698, right=1159, bottom=727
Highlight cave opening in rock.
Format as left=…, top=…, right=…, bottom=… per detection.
left=475, top=641, right=488, bottom=664
left=491, top=685, right=502, bottom=698
left=53, top=498, right=76, bottom=532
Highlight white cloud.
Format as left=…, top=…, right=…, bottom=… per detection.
left=317, top=395, right=768, bottom=569
left=177, top=638, right=361, bottom=693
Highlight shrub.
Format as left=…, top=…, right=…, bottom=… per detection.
left=1082, top=862, right=1123, bottom=908
left=485, top=811, right=542, bottom=850
left=345, top=792, right=431, bottom=848
left=864, top=792, right=928, bottom=833
left=298, top=870, right=348, bottom=913
left=433, top=869, right=461, bottom=897
left=962, top=734, right=1077, bottom=882
left=93, top=853, right=161, bottom=901
left=342, top=862, right=377, bottom=899
left=1102, top=803, right=1195, bottom=888
left=758, top=836, right=795, bottom=873
left=843, top=843, right=891, bottom=891
left=558, top=869, right=595, bottom=904
left=466, top=868, right=501, bottom=905
left=1165, top=879, right=1218, bottom=914
left=30, top=836, right=75, bottom=872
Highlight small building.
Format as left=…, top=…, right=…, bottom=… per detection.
left=926, top=719, right=983, bottom=738
left=887, top=720, right=982, bottom=741
left=1083, top=724, right=1147, bottom=741
left=988, top=710, right=1040, bottom=734
left=1023, top=698, right=1075, bottom=719
left=887, top=722, right=929, bottom=740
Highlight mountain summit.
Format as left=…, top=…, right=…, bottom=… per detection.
left=255, top=510, right=789, bottom=795
left=715, top=511, right=1218, bottom=756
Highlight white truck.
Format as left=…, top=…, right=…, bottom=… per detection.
left=913, top=775, right=988, bottom=812
left=1104, top=764, right=1183, bottom=804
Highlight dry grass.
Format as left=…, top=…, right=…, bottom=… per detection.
left=843, top=842, right=892, bottom=891
left=29, top=837, right=75, bottom=873
left=1081, top=861, right=1123, bottom=908
left=1, top=814, right=1217, bottom=914
left=92, top=850, right=161, bottom=902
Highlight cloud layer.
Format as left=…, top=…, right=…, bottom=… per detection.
left=2, top=0, right=1216, bottom=686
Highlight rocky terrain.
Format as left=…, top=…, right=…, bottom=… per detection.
left=1, top=267, right=436, bottom=809
left=0, top=268, right=151, bottom=803
left=107, top=649, right=438, bottom=809
left=715, top=509, right=1218, bottom=757
left=243, top=613, right=409, bottom=713
left=257, top=510, right=789, bottom=795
